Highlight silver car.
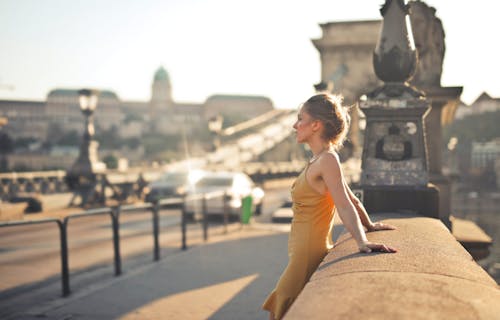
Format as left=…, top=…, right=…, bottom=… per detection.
left=185, top=171, right=264, bottom=218
left=144, top=170, right=204, bottom=203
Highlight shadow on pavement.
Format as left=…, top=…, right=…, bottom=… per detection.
left=30, top=229, right=290, bottom=320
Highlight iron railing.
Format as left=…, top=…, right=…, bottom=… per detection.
left=0, top=189, right=233, bottom=297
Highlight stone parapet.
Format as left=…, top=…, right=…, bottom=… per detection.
left=0, top=202, right=25, bottom=221
left=285, top=213, right=500, bottom=319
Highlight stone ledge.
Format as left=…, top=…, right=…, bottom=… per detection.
left=0, top=202, right=25, bottom=221
left=285, top=213, right=500, bottom=319
left=452, top=216, right=492, bottom=261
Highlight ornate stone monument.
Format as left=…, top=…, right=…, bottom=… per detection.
left=408, top=0, right=463, bottom=224
left=358, top=0, right=443, bottom=225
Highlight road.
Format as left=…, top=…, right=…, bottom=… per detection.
left=0, top=186, right=291, bottom=319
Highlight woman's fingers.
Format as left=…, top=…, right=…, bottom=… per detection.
left=374, top=243, right=397, bottom=253
left=371, top=222, right=397, bottom=231
left=361, top=242, right=398, bottom=253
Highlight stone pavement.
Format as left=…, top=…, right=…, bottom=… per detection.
left=13, top=224, right=292, bottom=320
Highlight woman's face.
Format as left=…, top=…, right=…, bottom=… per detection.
left=293, top=107, right=317, bottom=143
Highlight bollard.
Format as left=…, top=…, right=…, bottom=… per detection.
left=100, top=175, right=106, bottom=206
left=57, top=220, right=70, bottom=296
left=241, top=195, right=253, bottom=224
left=152, top=201, right=160, bottom=261
left=202, top=195, right=208, bottom=241
left=111, top=206, right=122, bottom=276
left=181, top=195, right=188, bottom=250
left=223, top=192, right=229, bottom=234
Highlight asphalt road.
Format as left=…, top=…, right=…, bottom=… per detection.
left=0, top=187, right=291, bottom=319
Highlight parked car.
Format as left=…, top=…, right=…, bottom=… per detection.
left=185, top=171, right=265, bottom=218
left=144, top=170, right=205, bottom=203
left=271, top=199, right=293, bottom=223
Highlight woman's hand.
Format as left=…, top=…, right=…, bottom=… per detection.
left=366, top=222, right=396, bottom=232
left=359, top=241, right=397, bottom=253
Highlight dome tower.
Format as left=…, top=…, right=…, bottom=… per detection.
left=150, top=66, right=173, bottom=118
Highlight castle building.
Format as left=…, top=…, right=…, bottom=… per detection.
left=0, top=66, right=274, bottom=142
left=0, top=100, right=45, bottom=139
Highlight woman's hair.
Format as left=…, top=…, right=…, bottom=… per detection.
left=302, top=93, right=351, bottom=150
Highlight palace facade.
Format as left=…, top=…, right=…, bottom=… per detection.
left=0, top=66, right=274, bottom=140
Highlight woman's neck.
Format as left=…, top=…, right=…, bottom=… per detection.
left=308, top=139, right=331, bottom=157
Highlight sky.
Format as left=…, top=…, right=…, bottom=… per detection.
left=0, top=0, right=499, bottom=109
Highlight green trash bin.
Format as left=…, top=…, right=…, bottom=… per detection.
left=241, top=195, right=253, bottom=224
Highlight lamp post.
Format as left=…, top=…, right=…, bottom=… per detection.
left=0, top=117, right=10, bottom=172
left=208, top=115, right=223, bottom=152
left=66, top=89, right=101, bottom=203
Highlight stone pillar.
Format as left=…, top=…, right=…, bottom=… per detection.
left=357, top=0, right=444, bottom=226
left=405, top=1, right=463, bottom=225
left=421, top=87, right=462, bottom=224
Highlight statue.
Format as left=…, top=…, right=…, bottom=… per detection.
left=408, top=0, right=446, bottom=87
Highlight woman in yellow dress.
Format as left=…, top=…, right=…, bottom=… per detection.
left=262, top=93, right=397, bottom=320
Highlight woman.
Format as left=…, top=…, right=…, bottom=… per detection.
left=262, top=93, right=397, bottom=320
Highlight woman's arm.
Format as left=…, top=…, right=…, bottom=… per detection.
left=343, top=181, right=396, bottom=232
left=320, top=153, right=396, bottom=253
left=343, top=180, right=373, bottom=230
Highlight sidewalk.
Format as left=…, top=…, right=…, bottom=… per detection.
left=14, top=224, right=291, bottom=320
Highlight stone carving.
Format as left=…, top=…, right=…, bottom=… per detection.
left=370, top=0, right=425, bottom=100
left=361, top=110, right=429, bottom=187
left=373, top=0, right=417, bottom=83
left=409, top=0, right=445, bottom=87
left=360, top=0, right=430, bottom=187
left=375, top=124, right=413, bottom=161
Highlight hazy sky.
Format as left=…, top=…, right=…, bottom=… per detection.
left=1, top=0, right=498, bottom=109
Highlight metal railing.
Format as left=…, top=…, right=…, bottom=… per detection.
left=0, top=189, right=235, bottom=297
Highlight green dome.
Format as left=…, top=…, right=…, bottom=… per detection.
left=154, top=66, right=170, bottom=82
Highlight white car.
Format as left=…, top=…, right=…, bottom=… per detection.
left=185, top=171, right=264, bottom=218
left=144, top=170, right=205, bottom=204
left=271, top=199, right=293, bottom=223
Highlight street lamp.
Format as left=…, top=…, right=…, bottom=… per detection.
left=78, top=88, right=98, bottom=147
left=208, top=115, right=223, bottom=151
left=66, top=89, right=102, bottom=205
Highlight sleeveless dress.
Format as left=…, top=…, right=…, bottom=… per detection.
left=262, top=163, right=335, bottom=319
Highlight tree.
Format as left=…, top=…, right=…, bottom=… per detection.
left=103, top=154, right=118, bottom=169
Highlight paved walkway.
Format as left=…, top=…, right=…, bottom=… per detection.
left=14, top=224, right=291, bottom=320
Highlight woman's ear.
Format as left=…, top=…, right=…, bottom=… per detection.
left=312, top=120, right=323, bottom=132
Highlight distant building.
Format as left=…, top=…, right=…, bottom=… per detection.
left=0, top=100, right=46, bottom=139
left=0, top=66, right=274, bottom=170
left=453, top=100, right=472, bottom=120
left=471, top=92, right=500, bottom=114
left=471, top=139, right=500, bottom=170
left=0, top=66, right=274, bottom=140
left=312, top=20, right=381, bottom=104
left=468, top=138, right=500, bottom=190
left=454, top=92, right=500, bottom=120
left=46, top=89, right=123, bottom=133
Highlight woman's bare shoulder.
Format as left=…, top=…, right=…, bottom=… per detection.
left=326, top=150, right=339, bottom=160
left=319, top=150, right=342, bottom=172
left=321, top=150, right=340, bottom=163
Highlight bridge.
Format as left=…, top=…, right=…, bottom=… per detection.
left=0, top=109, right=497, bottom=319
left=0, top=109, right=308, bottom=205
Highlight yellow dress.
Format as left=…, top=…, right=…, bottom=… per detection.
left=262, top=164, right=335, bottom=319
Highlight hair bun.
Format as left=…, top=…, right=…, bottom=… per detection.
left=303, top=93, right=350, bottom=150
